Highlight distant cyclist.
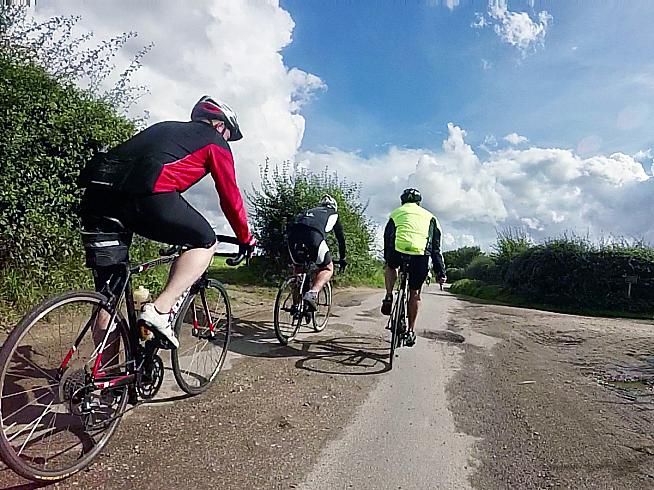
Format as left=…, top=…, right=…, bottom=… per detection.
left=286, top=195, right=347, bottom=310
left=78, top=96, right=255, bottom=348
left=381, top=188, right=446, bottom=346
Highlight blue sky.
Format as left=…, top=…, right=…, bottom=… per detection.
left=281, top=0, right=654, bottom=158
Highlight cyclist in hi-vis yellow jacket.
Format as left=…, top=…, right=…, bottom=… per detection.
left=381, top=188, right=447, bottom=347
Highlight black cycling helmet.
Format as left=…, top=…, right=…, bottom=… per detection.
left=191, top=96, right=243, bottom=141
left=400, top=188, right=422, bottom=204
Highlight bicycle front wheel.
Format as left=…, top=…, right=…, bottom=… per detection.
left=274, top=277, right=303, bottom=345
left=0, top=291, right=130, bottom=482
left=312, top=282, right=332, bottom=332
left=172, top=279, right=231, bottom=395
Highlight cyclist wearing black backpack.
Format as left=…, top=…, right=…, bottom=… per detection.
left=78, top=96, right=255, bottom=348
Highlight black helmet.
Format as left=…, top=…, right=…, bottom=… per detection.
left=400, top=188, right=422, bottom=204
left=191, top=96, right=243, bottom=141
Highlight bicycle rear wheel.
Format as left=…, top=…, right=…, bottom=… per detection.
left=172, top=279, right=231, bottom=395
left=274, top=277, right=303, bottom=345
left=0, top=291, right=130, bottom=482
left=312, top=282, right=332, bottom=332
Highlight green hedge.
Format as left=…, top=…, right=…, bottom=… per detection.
left=0, top=54, right=146, bottom=320
left=504, top=240, right=654, bottom=312
left=446, top=267, right=466, bottom=282
left=449, top=279, right=509, bottom=301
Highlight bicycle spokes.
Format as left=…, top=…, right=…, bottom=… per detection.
left=0, top=294, right=129, bottom=477
left=172, top=281, right=231, bottom=395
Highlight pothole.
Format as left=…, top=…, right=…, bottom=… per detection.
left=595, top=365, right=654, bottom=401
left=419, top=330, right=465, bottom=343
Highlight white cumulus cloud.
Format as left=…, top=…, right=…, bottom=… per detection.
left=299, top=124, right=652, bottom=249
left=474, top=0, right=552, bottom=56
left=503, top=132, right=528, bottom=145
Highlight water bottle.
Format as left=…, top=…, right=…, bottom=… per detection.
left=133, top=285, right=150, bottom=308
left=133, top=286, right=154, bottom=341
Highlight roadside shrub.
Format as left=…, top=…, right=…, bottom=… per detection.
left=492, top=227, right=534, bottom=279
left=465, top=255, right=500, bottom=283
left=446, top=267, right=466, bottom=282
left=443, top=246, right=482, bottom=269
left=504, top=236, right=654, bottom=312
left=449, top=279, right=507, bottom=301
left=248, top=162, right=379, bottom=285
left=0, top=8, right=155, bottom=321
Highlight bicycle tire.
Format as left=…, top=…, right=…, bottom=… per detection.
left=0, top=291, right=130, bottom=482
left=172, top=279, right=231, bottom=395
left=274, top=277, right=303, bottom=345
left=390, top=283, right=408, bottom=367
left=312, top=282, right=332, bottom=332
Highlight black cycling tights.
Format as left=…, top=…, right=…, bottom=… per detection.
left=80, top=188, right=216, bottom=249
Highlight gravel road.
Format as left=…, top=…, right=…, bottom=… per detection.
left=1, top=285, right=653, bottom=489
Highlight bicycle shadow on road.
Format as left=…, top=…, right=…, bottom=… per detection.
left=229, top=317, right=391, bottom=375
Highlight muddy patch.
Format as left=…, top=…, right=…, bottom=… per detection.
left=448, top=303, right=654, bottom=489
left=419, top=329, right=465, bottom=343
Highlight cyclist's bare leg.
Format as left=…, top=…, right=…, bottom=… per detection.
left=154, top=243, right=217, bottom=312
left=408, top=289, right=421, bottom=331
left=310, top=262, right=333, bottom=293
left=384, top=265, right=398, bottom=295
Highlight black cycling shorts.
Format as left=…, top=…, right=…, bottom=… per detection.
left=287, top=224, right=332, bottom=267
left=80, top=188, right=216, bottom=291
left=80, top=188, right=216, bottom=249
left=385, top=250, right=429, bottom=291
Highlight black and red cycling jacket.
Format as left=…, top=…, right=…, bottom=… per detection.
left=80, top=120, right=252, bottom=244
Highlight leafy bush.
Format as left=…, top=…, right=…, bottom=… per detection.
left=450, top=232, right=654, bottom=314
left=446, top=267, right=466, bottom=282
left=443, top=246, right=482, bottom=269
left=0, top=8, right=156, bottom=321
left=492, top=227, right=533, bottom=278
left=465, top=255, right=500, bottom=283
left=449, top=279, right=508, bottom=301
left=504, top=238, right=654, bottom=312
left=0, top=55, right=136, bottom=317
left=248, top=162, right=379, bottom=285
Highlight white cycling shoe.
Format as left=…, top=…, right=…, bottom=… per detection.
left=139, top=303, right=179, bottom=349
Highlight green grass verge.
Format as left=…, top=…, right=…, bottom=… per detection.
left=449, top=279, right=654, bottom=320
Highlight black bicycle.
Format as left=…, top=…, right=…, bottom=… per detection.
left=0, top=231, right=248, bottom=482
left=387, top=258, right=411, bottom=368
left=273, top=258, right=344, bottom=346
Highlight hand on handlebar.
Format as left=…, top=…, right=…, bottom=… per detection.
left=337, top=258, right=347, bottom=273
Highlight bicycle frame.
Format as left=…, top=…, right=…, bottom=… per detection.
left=389, top=260, right=410, bottom=358
left=57, top=235, right=247, bottom=393
left=57, top=253, right=179, bottom=391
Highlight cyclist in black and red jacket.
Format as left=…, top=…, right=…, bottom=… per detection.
left=78, top=96, right=254, bottom=348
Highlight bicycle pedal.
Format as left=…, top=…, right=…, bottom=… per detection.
left=147, top=333, right=174, bottom=350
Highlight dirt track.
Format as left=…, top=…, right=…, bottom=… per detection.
left=449, top=300, right=654, bottom=489
left=1, top=286, right=654, bottom=489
